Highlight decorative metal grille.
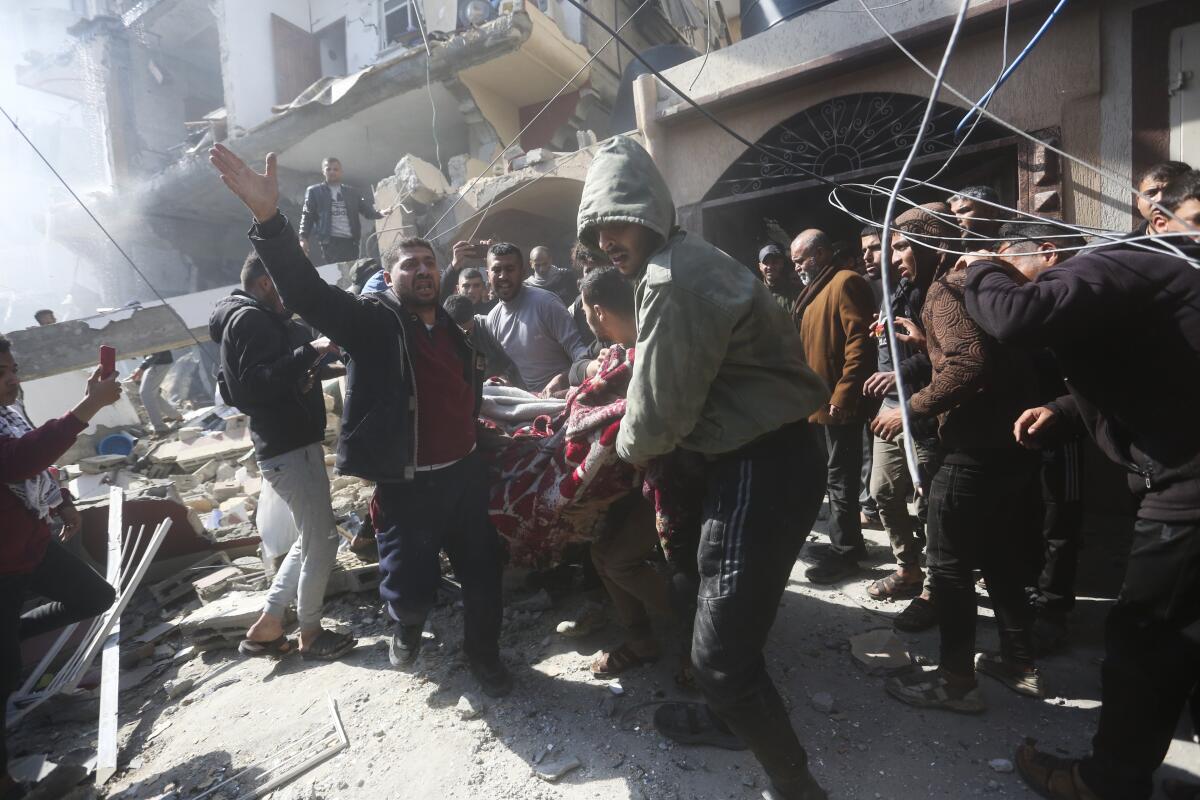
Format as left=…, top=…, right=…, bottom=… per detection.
left=703, top=92, right=1008, bottom=201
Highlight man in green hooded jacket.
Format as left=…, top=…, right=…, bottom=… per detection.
left=578, top=136, right=831, bottom=800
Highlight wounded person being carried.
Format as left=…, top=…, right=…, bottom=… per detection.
left=487, top=343, right=642, bottom=568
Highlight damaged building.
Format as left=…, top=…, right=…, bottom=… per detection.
left=19, top=0, right=723, bottom=305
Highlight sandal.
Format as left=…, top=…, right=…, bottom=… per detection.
left=653, top=702, right=747, bottom=751
left=238, top=635, right=296, bottom=659
left=867, top=572, right=923, bottom=601
left=1015, top=743, right=1101, bottom=800
left=884, top=668, right=985, bottom=714
left=300, top=630, right=356, bottom=661
left=893, top=596, right=938, bottom=632
left=591, top=642, right=658, bottom=677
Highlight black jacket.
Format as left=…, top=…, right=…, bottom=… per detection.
left=298, top=182, right=383, bottom=242
left=208, top=292, right=325, bottom=460
left=248, top=213, right=484, bottom=482
left=964, top=238, right=1200, bottom=522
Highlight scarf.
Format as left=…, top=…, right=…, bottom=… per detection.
left=792, top=262, right=852, bottom=324
left=0, top=405, right=63, bottom=522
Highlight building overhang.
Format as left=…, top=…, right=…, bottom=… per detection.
left=652, top=0, right=1058, bottom=125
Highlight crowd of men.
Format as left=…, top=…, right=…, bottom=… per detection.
left=0, top=143, right=1195, bottom=800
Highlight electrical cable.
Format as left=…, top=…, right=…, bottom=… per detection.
left=422, top=0, right=656, bottom=243
left=412, top=1, right=443, bottom=174
left=917, top=0, right=1010, bottom=188
left=557, top=0, right=847, bottom=195
left=953, top=0, right=1070, bottom=137
left=689, top=0, right=713, bottom=91
left=873, top=0, right=972, bottom=493
left=0, top=103, right=218, bottom=370
left=852, top=0, right=1200, bottom=256
left=831, top=176, right=1200, bottom=267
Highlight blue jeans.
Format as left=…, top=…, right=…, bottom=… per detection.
left=372, top=452, right=502, bottom=663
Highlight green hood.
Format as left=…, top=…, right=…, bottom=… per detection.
left=577, top=135, right=676, bottom=251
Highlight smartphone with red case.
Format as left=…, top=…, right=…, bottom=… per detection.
left=100, top=345, right=116, bottom=379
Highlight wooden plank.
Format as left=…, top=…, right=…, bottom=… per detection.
left=96, top=487, right=124, bottom=786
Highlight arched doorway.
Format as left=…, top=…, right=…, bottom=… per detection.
left=688, top=92, right=1047, bottom=269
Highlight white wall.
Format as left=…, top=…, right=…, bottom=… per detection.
left=309, top=0, right=383, bottom=73
left=214, top=0, right=314, bottom=132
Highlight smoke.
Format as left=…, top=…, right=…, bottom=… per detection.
left=0, top=3, right=110, bottom=331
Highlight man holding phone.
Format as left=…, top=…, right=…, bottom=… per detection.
left=209, top=255, right=352, bottom=661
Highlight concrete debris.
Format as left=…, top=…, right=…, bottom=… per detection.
left=810, top=692, right=836, bottom=714
left=988, top=758, right=1015, bottom=773
left=192, top=566, right=244, bottom=603
left=849, top=629, right=912, bottom=674
left=456, top=693, right=486, bottom=720
left=150, top=552, right=234, bottom=606
left=534, top=754, right=582, bottom=783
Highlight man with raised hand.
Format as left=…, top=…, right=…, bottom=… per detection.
left=209, top=145, right=510, bottom=698
left=578, top=135, right=830, bottom=800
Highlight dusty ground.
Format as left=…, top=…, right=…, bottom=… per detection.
left=13, top=512, right=1200, bottom=800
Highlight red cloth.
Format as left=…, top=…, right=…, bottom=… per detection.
left=411, top=318, right=476, bottom=466
left=489, top=347, right=641, bottom=567
left=0, top=412, right=85, bottom=575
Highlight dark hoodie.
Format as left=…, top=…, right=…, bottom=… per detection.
left=964, top=237, right=1200, bottom=521
left=208, top=291, right=326, bottom=460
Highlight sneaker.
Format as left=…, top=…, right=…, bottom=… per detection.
left=975, top=652, right=1044, bottom=698
left=469, top=657, right=513, bottom=697
left=389, top=623, right=424, bottom=668
left=885, top=668, right=985, bottom=714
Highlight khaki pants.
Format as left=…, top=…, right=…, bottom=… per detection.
left=870, top=432, right=936, bottom=580
left=591, top=497, right=673, bottom=638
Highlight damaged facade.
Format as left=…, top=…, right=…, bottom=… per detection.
left=19, top=0, right=724, bottom=305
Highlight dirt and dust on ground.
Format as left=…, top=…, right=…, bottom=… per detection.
left=10, top=499, right=1199, bottom=800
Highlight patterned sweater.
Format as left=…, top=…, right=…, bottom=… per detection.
left=906, top=267, right=1038, bottom=464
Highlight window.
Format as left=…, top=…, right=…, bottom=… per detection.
left=383, top=0, right=422, bottom=46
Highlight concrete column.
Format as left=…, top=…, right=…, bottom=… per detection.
left=632, top=72, right=663, bottom=162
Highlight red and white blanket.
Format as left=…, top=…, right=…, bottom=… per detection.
left=488, top=346, right=642, bottom=568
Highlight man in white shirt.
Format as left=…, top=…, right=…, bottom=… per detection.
left=298, top=157, right=389, bottom=266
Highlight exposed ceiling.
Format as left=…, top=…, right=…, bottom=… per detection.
left=274, top=84, right=468, bottom=188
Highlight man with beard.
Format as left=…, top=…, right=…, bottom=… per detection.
left=483, top=243, right=591, bottom=394
left=789, top=229, right=876, bottom=585
left=757, top=242, right=801, bottom=314
left=208, top=144, right=510, bottom=697
left=457, top=268, right=496, bottom=315
left=578, top=135, right=830, bottom=800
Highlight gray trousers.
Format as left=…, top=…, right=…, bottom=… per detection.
left=140, top=364, right=180, bottom=432
left=260, top=443, right=340, bottom=629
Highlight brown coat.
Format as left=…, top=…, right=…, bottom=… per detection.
left=798, top=269, right=877, bottom=424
